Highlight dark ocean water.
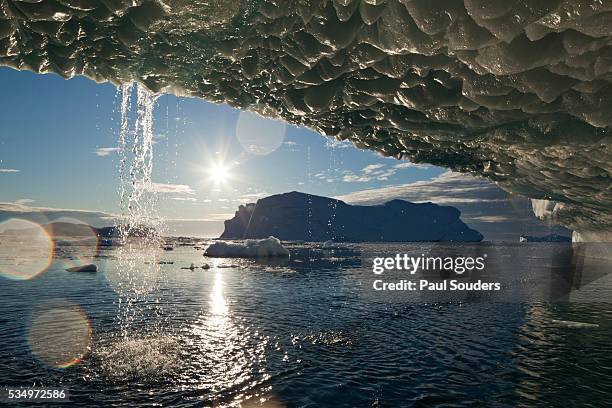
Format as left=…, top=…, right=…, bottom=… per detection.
left=1, top=242, right=612, bottom=407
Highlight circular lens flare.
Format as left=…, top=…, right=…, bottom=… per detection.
left=236, top=111, right=286, bottom=156
left=49, top=217, right=99, bottom=271
left=0, top=218, right=53, bottom=280
left=28, top=301, right=92, bottom=368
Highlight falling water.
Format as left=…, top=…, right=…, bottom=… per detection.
left=117, top=84, right=164, bottom=239
left=111, top=83, right=166, bottom=338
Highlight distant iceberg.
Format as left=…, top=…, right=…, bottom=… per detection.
left=220, top=192, right=483, bottom=242
left=205, top=236, right=290, bottom=258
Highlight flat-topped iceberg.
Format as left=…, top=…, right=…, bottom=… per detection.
left=220, top=192, right=483, bottom=242
left=204, top=236, right=290, bottom=258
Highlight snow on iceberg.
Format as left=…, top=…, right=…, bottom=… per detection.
left=204, top=236, right=289, bottom=258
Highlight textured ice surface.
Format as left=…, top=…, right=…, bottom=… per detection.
left=1, top=0, right=610, bottom=230
left=204, top=236, right=290, bottom=258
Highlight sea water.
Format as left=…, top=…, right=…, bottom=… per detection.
left=1, top=242, right=611, bottom=407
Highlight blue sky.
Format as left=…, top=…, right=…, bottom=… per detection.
left=0, top=67, right=447, bottom=236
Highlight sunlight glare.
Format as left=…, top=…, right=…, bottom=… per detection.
left=208, top=162, right=230, bottom=184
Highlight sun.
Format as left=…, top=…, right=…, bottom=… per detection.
left=208, top=162, right=230, bottom=184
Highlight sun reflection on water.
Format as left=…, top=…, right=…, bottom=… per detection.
left=210, top=271, right=229, bottom=319
left=184, top=270, right=273, bottom=402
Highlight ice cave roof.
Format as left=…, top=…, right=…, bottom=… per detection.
left=0, top=0, right=610, bottom=230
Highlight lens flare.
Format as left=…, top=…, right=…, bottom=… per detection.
left=28, top=301, right=92, bottom=368
left=236, top=110, right=286, bottom=156
left=0, top=218, right=53, bottom=280
left=49, top=217, right=99, bottom=271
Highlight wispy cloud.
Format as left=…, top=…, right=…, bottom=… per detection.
left=392, top=162, right=431, bottom=170
left=237, top=192, right=268, bottom=202
left=0, top=200, right=118, bottom=227
left=320, top=161, right=434, bottom=183
left=170, top=197, right=197, bottom=202
left=0, top=168, right=20, bottom=173
left=140, top=182, right=195, bottom=195
left=202, top=213, right=235, bottom=221
left=325, top=139, right=353, bottom=149
left=362, top=164, right=385, bottom=174
left=342, top=174, right=370, bottom=183
left=94, top=147, right=119, bottom=157
left=336, top=171, right=506, bottom=205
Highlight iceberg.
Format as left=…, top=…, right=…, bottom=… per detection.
left=204, top=236, right=290, bottom=258
left=220, top=192, right=483, bottom=242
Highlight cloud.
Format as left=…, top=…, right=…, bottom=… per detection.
left=170, top=197, right=197, bottom=202
left=342, top=174, right=371, bottom=183
left=0, top=168, right=20, bottom=173
left=326, top=139, right=353, bottom=149
left=95, top=147, right=119, bottom=157
left=337, top=171, right=506, bottom=205
left=338, top=160, right=432, bottom=183
left=237, top=192, right=268, bottom=202
left=362, top=164, right=385, bottom=173
left=200, top=213, right=235, bottom=221
left=392, top=162, right=431, bottom=170
left=0, top=200, right=118, bottom=227
left=139, top=182, right=195, bottom=195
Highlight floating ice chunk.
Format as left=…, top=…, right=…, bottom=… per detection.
left=322, top=240, right=335, bottom=249
left=322, top=240, right=346, bottom=249
left=204, top=236, right=289, bottom=258
left=551, top=320, right=599, bottom=329
left=180, top=263, right=197, bottom=270
left=66, top=264, right=97, bottom=272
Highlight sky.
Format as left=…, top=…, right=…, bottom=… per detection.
left=0, top=67, right=566, bottom=240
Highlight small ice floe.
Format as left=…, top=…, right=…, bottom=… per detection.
left=66, top=264, right=97, bottom=272
left=322, top=240, right=336, bottom=249
left=551, top=319, right=599, bottom=329
left=180, top=263, right=197, bottom=270
left=204, top=236, right=289, bottom=258
left=321, top=240, right=346, bottom=250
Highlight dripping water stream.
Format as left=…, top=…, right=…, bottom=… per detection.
left=89, top=84, right=181, bottom=381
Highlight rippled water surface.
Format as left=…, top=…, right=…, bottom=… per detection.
left=1, top=242, right=612, bottom=407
